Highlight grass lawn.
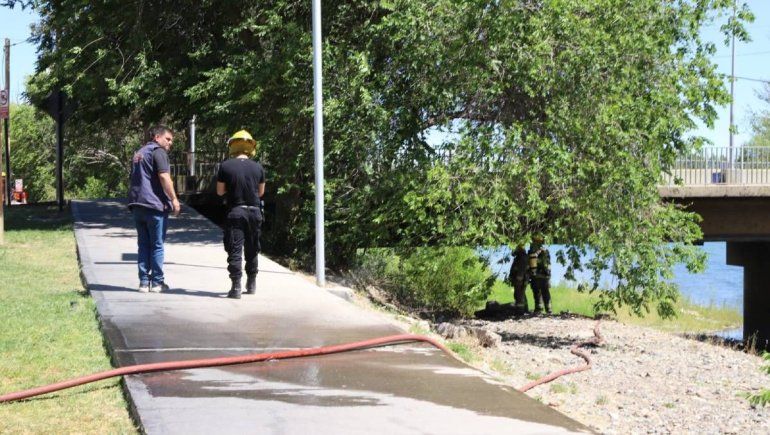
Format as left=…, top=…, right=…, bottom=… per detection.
left=0, top=205, right=136, bottom=434
left=487, top=279, right=742, bottom=334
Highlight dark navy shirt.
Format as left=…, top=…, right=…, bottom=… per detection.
left=128, top=142, right=172, bottom=212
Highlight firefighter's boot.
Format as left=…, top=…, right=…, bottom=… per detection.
left=545, top=302, right=553, bottom=314
left=533, top=297, right=544, bottom=314
left=245, top=274, right=257, bottom=295
left=227, top=279, right=242, bottom=299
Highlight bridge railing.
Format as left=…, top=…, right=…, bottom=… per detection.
left=663, top=146, right=770, bottom=186
left=169, top=151, right=227, bottom=194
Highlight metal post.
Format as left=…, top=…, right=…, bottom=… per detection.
left=312, top=0, right=325, bottom=287
left=189, top=115, right=196, bottom=177
left=3, top=118, right=8, bottom=207
left=56, top=91, right=64, bottom=211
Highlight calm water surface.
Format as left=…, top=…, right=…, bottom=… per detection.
left=485, top=242, right=743, bottom=338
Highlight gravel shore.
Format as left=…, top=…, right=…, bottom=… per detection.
left=452, top=315, right=769, bottom=434
left=323, top=276, right=769, bottom=434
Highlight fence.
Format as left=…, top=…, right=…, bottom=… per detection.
left=169, top=151, right=226, bottom=193
left=662, top=146, right=770, bottom=186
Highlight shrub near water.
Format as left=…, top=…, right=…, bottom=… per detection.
left=357, top=247, right=496, bottom=317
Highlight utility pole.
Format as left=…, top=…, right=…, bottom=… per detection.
left=1, top=38, right=9, bottom=243
left=3, top=38, right=9, bottom=208
left=729, top=4, right=736, bottom=169
left=312, top=0, right=325, bottom=287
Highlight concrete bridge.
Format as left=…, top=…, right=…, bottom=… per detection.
left=661, top=146, right=770, bottom=349
left=170, top=146, right=770, bottom=349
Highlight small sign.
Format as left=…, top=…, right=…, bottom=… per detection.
left=14, top=179, right=23, bottom=192
left=0, top=89, right=7, bottom=119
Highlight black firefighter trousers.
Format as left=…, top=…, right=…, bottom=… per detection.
left=223, top=206, right=263, bottom=282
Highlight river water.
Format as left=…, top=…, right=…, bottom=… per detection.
left=485, top=242, right=744, bottom=338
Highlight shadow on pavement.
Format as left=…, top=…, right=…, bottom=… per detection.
left=88, top=283, right=226, bottom=299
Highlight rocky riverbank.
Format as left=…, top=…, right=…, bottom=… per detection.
left=323, top=276, right=768, bottom=434
left=447, top=315, right=769, bottom=434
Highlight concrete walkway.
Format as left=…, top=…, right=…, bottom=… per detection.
left=72, top=200, right=588, bottom=434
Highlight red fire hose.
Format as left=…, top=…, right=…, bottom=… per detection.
left=517, top=320, right=604, bottom=392
left=0, top=334, right=451, bottom=403
left=1, top=324, right=603, bottom=404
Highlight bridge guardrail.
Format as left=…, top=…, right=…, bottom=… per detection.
left=169, top=146, right=770, bottom=193
left=663, top=146, right=770, bottom=186
left=169, top=151, right=226, bottom=194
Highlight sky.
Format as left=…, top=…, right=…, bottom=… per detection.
left=1, top=2, right=769, bottom=147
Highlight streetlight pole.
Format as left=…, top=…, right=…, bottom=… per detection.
left=189, top=115, right=196, bottom=177
left=312, top=0, right=326, bottom=287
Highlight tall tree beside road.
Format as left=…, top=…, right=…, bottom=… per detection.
left=7, top=104, right=55, bottom=202
left=748, top=84, right=770, bottom=148
left=6, top=102, right=138, bottom=201
left=1, top=0, right=753, bottom=317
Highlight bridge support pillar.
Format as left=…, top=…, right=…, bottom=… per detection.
left=726, top=242, right=770, bottom=350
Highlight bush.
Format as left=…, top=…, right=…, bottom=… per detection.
left=746, top=352, right=770, bottom=407
left=71, top=176, right=112, bottom=199
left=356, top=247, right=496, bottom=317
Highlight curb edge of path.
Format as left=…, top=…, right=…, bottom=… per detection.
left=71, top=200, right=148, bottom=434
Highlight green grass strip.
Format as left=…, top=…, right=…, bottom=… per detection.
left=0, top=206, right=136, bottom=434
left=487, top=279, right=742, bottom=334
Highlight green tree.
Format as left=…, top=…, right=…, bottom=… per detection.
left=7, top=103, right=56, bottom=202
left=1, top=0, right=754, bottom=317
left=747, top=84, right=770, bottom=147
left=6, top=102, right=138, bottom=201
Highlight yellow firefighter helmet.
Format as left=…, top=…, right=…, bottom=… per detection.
left=227, top=130, right=257, bottom=158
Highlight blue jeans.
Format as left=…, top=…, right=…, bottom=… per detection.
left=133, top=206, right=169, bottom=286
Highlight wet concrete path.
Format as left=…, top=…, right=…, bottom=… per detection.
left=72, top=200, right=589, bottom=434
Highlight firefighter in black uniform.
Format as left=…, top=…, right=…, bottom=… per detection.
left=216, top=130, right=266, bottom=299
left=507, top=245, right=529, bottom=316
left=528, top=235, right=552, bottom=314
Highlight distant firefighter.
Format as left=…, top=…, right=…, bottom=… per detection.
left=507, top=245, right=529, bottom=316
left=528, top=236, right=552, bottom=314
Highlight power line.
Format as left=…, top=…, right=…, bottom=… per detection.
left=733, top=75, right=770, bottom=84
left=9, top=39, right=32, bottom=47
left=715, top=50, right=770, bottom=58
left=718, top=73, right=770, bottom=84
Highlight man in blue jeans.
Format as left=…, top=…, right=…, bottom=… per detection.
left=128, top=125, right=181, bottom=293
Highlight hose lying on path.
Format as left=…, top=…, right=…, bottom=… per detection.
left=1, top=323, right=603, bottom=404
left=517, top=320, right=604, bottom=393
left=0, top=334, right=451, bottom=403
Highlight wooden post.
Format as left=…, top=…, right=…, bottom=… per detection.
left=3, top=38, right=9, bottom=208
left=0, top=38, right=9, bottom=243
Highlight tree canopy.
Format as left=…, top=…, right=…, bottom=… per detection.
left=1, top=0, right=754, bottom=317
left=748, top=84, right=770, bottom=148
